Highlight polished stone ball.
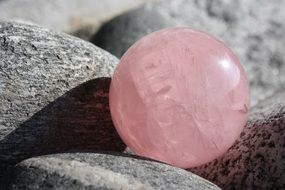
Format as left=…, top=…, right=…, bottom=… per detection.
left=109, top=28, right=250, bottom=168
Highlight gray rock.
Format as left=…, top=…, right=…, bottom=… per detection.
left=250, top=89, right=285, bottom=114
left=190, top=98, right=285, bottom=189
left=0, top=0, right=157, bottom=40
left=6, top=153, right=221, bottom=190
left=93, top=0, right=285, bottom=106
left=0, top=21, right=125, bottom=176
left=93, top=5, right=174, bottom=58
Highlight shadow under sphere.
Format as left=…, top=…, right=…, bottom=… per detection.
left=0, top=77, right=126, bottom=175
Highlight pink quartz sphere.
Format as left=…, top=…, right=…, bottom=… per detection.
left=109, top=28, right=249, bottom=168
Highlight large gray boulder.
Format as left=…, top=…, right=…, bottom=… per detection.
left=0, top=0, right=156, bottom=40
left=0, top=21, right=125, bottom=176
left=93, top=0, right=285, bottom=106
left=6, top=153, right=221, bottom=190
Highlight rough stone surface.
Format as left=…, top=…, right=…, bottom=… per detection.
left=190, top=96, right=285, bottom=189
left=0, top=21, right=125, bottom=177
left=0, top=0, right=157, bottom=40
left=6, top=153, right=221, bottom=190
left=93, top=0, right=285, bottom=106
left=250, top=89, right=285, bottom=114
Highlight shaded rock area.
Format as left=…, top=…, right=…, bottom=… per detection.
left=5, top=153, right=221, bottom=190
left=0, top=0, right=157, bottom=40
left=190, top=95, right=285, bottom=189
left=93, top=0, right=285, bottom=106
left=93, top=5, right=174, bottom=58
left=0, top=21, right=125, bottom=178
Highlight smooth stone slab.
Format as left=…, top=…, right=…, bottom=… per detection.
left=6, top=153, right=221, bottom=190
left=0, top=21, right=125, bottom=176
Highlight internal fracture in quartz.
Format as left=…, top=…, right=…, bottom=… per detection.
left=109, top=28, right=250, bottom=168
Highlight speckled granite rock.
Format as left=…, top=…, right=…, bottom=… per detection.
left=0, top=0, right=157, bottom=40
left=190, top=98, right=285, bottom=189
left=0, top=21, right=125, bottom=177
left=93, top=0, right=285, bottom=106
left=5, top=153, right=221, bottom=190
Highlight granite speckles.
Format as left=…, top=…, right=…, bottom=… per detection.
left=191, top=103, right=285, bottom=189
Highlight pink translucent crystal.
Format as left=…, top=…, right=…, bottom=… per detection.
left=109, top=28, right=250, bottom=168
